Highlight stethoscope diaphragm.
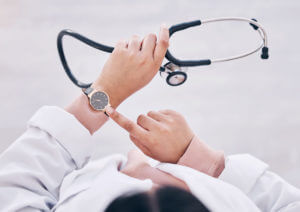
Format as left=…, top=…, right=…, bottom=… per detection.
left=160, top=62, right=187, bottom=86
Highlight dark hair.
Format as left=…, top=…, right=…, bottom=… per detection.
left=105, top=186, right=209, bottom=212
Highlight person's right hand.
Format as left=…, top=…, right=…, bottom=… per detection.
left=106, top=107, right=194, bottom=163
left=92, top=24, right=169, bottom=108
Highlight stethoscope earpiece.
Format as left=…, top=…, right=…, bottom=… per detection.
left=261, top=46, right=269, bottom=59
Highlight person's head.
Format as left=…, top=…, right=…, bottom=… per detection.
left=105, top=186, right=209, bottom=212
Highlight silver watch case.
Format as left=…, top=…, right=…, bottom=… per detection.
left=83, top=87, right=110, bottom=111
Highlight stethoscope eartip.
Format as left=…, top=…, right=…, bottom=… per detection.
left=261, top=46, right=269, bottom=59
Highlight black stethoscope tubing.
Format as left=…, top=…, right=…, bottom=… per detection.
left=57, top=30, right=113, bottom=88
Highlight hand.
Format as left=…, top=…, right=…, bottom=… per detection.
left=66, top=24, right=168, bottom=134
left=106, top=108, right=194, bottom=163
left=121, top=150, right=188, bottom=189
left=93, top=24, right=169, bottom=108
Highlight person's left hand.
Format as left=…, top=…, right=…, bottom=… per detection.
left=106, top=108, right=194, bottom=163
left=93, top=24, right=169, bottom=108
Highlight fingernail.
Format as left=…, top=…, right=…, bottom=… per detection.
left=106, top=106, right=115, bottom=116
left=161, top=23, right=168, bottom=30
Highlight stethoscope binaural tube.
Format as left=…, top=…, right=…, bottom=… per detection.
left=162, top=17, right=269, bottom=68
left=165, top=20, right=212, bottom=67
left=57, top=17, right=269, bottom=88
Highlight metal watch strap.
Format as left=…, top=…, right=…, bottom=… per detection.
left=82, top=87, right=94, bottom=96
left=104, top=111, right=109, bottom=117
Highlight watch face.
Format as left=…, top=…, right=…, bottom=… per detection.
left=90, top=91, right=109, bottom=111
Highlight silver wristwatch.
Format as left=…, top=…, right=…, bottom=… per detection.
left=82, top=87, right=110, bottom=114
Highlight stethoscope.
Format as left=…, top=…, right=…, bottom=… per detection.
left=57, top=17, right=269, bottom=88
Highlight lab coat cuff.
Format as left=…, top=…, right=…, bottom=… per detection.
left=27, top=106, right=93, bottom=168
left=177, top=136, right=225, bottom=177
left=219, top=154, right=269, bottom=194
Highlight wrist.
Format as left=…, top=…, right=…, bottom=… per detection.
left=65, top=93, right=109, bottom=134
left=93, top=80, right=126, bottom=108
left=177, top=136, right=225, bottom=178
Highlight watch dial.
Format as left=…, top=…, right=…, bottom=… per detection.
left=90, top=91, right=109, bottom=110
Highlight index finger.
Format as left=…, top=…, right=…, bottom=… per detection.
left=154, top=24, right=169, bottom=63
left=106, top=106, right=148, bottom=139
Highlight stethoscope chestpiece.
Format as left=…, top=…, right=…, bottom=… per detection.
left=160, top=62, right=187, bottom=86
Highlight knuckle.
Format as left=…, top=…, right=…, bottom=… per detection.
left=159, top=38, right=169, bottom=48
left=113, top=49, right=121, bottom=56
left=137, top=114, right=144, bottom=124
left=147, top=33, right=157, bottom=40
left=147, top=137, right=156, bottom=145
left=152, top=140, right=160, bottom=147
left=166, top=109, right=175, bottom=114
left=164, top=109, right=177, bottom=116
left=171, top=110, right=182, bottom=118
left=113, top=47, right=125, bottom=55
left=129, top=134, right=137, bottom=142
left=139, top=55, right=148, bottom=64
left=131, top=34, right=140, bottom=40
left=176, top=112, right=184, bottom=119
left=160, top=126, right=169, bottom=133
left=138, top=114, right=150, bottom=126
left=128, top=51, right=136, bottom=59
left=124, top=122, right=134, bottom=133
left=129, top=134, right=135, bottom=142
left=159, top=109, right=171, bottom=114
left=167, top=117, right=175, bottom=124
left=116, top=40, right=124, bottom=46
left=112, top=111, right=119, bottom=119
left=147, top=111, right=155, bottom=116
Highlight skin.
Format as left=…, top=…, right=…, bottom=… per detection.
left=66, top=24, right=170, bottom=134
left=66, top=25, right=194, bottom=166
left=121, top=149, right=188, bottom=190
left=94, top=26, right=170, bottom=108
left=66, top=24, right=217, bottom=189
left=106, top=107, right=194, bottom=163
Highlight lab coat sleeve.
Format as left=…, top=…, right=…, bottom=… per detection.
left=219, top=154, right=300, bottom=211
left=0, top=106, right=93, bottom=211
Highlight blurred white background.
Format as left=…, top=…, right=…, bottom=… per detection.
left=0, top=0, right=299, bottom=187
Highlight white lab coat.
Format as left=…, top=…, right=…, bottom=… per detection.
left=0, top=106, right=299, bottom=212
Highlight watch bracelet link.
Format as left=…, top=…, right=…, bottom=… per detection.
left=82, top=87, right=94, bottom=96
